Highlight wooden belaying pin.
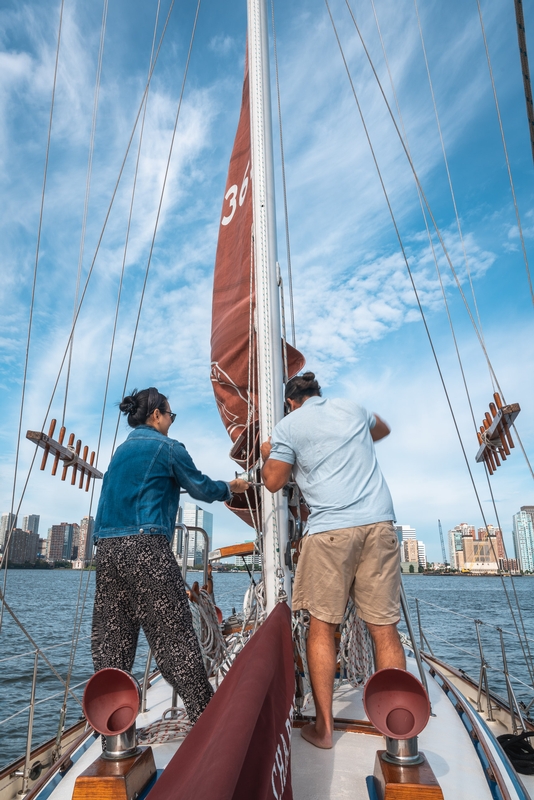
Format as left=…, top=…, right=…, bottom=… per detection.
left=485, top=412, right=493, bottom=427
left=499, top=427, right=511, bottom=456
left=40, top=419, right=57, bottom=471
left=494, top=392, right=503, bottom=409
left=485, top=453, right=494, bottom=475
left=71, top=439, right=82, bottom=485
left=489, top=402, right=497, bottom=418
left=79, top=445, right=88, bottom=489
left=85, top=451, right=95, bottom=492
left=62, top=433, right=75, bottom=481
left=52, top=426, right=66, bottom=476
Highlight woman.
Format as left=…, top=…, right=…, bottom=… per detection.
left=91, top=387, right=249, bottom=723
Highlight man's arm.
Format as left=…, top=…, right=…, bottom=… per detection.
left=371, top=414, right=391, bottom=442
left=260, top=439, right=293, bottom=493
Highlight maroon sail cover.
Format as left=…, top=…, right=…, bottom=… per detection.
left=145, top=602, right=295, bottom=800
left=210, top=55, right=304, bottom=527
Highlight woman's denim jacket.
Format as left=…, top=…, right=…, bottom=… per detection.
left=94, top=425, right=230, bottom=543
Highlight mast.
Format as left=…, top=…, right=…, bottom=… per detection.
left=247, top=0, right=291, bottom=611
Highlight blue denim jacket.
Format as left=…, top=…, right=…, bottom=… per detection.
left=94, top=425, right=231, bottom=543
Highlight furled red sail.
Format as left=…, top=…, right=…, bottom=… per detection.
left=211, top=55, right=304, bottom=526
left=145, top=602, right=294, bottom=800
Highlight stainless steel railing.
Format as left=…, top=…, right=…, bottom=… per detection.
left=404, top=594, right=534, bottom=733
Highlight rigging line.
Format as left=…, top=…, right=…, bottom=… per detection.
left=269, top=0, right=296, bottom=349
left=368, top=0, right=479, bottom=433
left=0, top=0, right=177, bottom=632
left=58, top=4, right=164, bottom=721
left=62, top=0, right=110, bottom=427
left=325, top=1, right=534, bottom=685
left=483, top=471, right=534, bottom=675
left=476, top=0, right=534, bottom=309
left=5, top=0, right=66, bottom=619
left=31, top=0, right=177, bottom=450
left=413, top=0, right=490, bottom=381
left=98, top=0, right=162, bottom=465
left=111, top=0, right=202, bottom=457
left=0, top=448, right=39, bottom=634
left=345, top=0, right=534, bottom=482
left=0, top=587, right=83, bottom=708
left=341, top=1, right=496, bottom=384
left=513, top=0, right=534, bottom=164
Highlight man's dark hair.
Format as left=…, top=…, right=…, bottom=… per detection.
left=119, top=387, right=169, bottom=428
left=285, top=372, right=322, bottom=403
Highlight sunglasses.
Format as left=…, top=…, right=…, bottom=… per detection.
left=164, top=410, right=176, bottom=423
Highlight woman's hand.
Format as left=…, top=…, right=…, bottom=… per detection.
left=229, top=478, right=250, bottom=494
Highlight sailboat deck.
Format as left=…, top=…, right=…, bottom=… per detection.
left=38, top=653, right=528, bottom=800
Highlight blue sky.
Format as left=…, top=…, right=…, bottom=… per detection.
left=0, top=0, right=533, bottom=562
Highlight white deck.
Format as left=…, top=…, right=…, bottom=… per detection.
left=42, top=654, right=530, bottom=800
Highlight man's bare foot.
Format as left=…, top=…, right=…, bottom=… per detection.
left=300, top=722, right=333, bottom=749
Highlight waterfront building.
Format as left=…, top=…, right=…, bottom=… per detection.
left=8, top=528, right=39, bottom=564
left=448, top=527, right=463, bottom=569
left=38, top=538, right=47, bottom=558
left=478, top=525, right=505, bottom=560
left=512, top=511, right=534, bottom=572
left=402, top=539, right=418, bottom=563
left=22, top=514, right=40, bottom=537
left=458, top=537, right=498, bottom=573
left=47, top=524, right=69, bottom=561
left=78, top=516, right=94, bottom=564
left=0, top=512, right=17, bottom=549
left=395, top=525, right=416, bottom=543
left=417, top=541, right=426, bottom=568
left=521, top=506, right=534, bottom=530
left=177, top=503, right=213, bottom=568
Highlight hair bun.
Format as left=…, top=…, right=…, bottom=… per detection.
left=302, top=372, right=315, bottom=382
left=120, top=394, right=138, bottom=416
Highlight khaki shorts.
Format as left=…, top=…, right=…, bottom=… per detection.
left=292, top=522, right=401, bottom=625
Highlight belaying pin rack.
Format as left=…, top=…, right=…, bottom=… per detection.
left=475, top=393, right=520, bottom=475
left=26, top=419, right=103, bottom=490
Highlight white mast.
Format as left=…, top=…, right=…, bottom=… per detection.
left=247, top=0, right=291, bottom=612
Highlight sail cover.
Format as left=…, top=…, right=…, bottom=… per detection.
left=211, top=55, right=304, bottom=523
left=145, top=602, right=295, bottom=800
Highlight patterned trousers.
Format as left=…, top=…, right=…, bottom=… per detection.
left=91, top=534, right=213, bottom=723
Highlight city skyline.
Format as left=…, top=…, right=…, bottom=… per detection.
left=0, top=0, right=533, bottom=564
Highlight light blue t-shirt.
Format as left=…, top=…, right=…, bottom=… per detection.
left=270, top=396, right=395, bottom=535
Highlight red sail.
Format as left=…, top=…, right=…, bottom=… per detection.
left=211, top=56, right=304, bottom=526
left=145, top=602, right=294, bottom=800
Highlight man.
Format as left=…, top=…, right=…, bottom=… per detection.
left=261, top=371, right=404, bottom=750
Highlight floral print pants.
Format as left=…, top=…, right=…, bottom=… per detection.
left=91, top=534, right=213, bottom=722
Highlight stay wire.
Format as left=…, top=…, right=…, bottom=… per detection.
left=326, top=0, right=534, bottom=684
left=369, top=0, right=479, bottom=433
left=344, top=0, right=534, bottom=483
left=476, top=0, right=534, bottom=309
left=58, top=3, right=163, bottom=729
left=413, top=0, right=491, bottom=386
left=270, top=0, right=296, bottom=348
left=1, top=0, right=176, bottom=633
left=62, top=0, right=109, bottom=427
left=1, top=0, right=66, bottom=634
left=111, top=0, right=202, bottom=457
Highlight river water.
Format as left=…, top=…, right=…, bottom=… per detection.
left=1, top=571, right=533, bottom=771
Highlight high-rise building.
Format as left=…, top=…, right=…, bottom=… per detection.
left=448, top=527, right=464, bottom=568
left=417, top=541, right=427, bottom=568
left=177, top=503, right=214, bottom=567
left=402, top=539, right=418, bottom=563
left=22, top=514, right=40, bottom=537
left=78, top=517, right=95, bottom=564
left=395, top=525, right=416, bottom=542
left=8, top=528, right=39, bottom=564
left=513, top=511, right=534, bottom=573
left=0, top=512, right=17, bottom=549
left=47, top=524, right=72, bottom=562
